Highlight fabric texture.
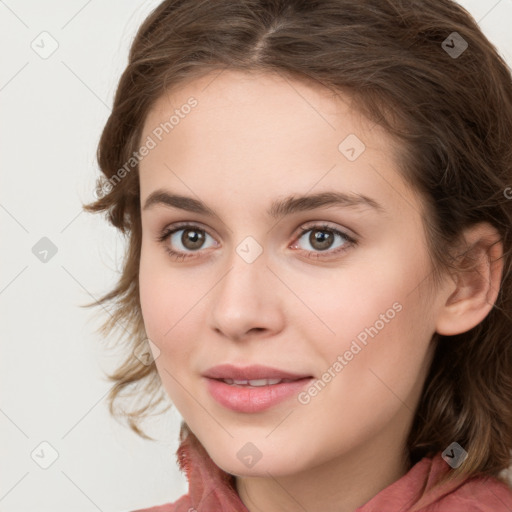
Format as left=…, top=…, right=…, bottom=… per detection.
left=132, top=426, right=512, bottom=512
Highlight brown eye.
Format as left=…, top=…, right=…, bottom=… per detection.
left=159, top=224, right=217, bottom=257
left=309, top=229, right=335, bottom=251
left=181, top=228, right=206, bottom=250
left=293, top=224, right=356, bottom=258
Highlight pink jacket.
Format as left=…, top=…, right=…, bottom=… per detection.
left=133, top=431, right=512, bottom=512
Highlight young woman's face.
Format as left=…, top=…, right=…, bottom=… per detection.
left=138, top=70, right=444, bottom=477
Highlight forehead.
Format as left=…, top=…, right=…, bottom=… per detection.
left=138, top=69, right=418, bottom=218
left=143, top=69, right=360, bottom=145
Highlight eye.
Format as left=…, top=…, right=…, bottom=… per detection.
left=157, top=223, right=217, bottom=260
left=156, top=222, right=357, bottom=262
left=291, top=223, right=356, bottom=258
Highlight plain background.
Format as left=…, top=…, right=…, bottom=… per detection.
left=1, top=1, right=512, bottom=511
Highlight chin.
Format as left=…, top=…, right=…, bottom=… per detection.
left=203, top=437, right=311, bottom=478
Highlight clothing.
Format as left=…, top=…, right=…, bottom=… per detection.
left=132, top=427, right=512, bottom=512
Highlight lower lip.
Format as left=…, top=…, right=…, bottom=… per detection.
left=204, top=377, right=313, bottom=413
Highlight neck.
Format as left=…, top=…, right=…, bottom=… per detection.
left=235, top=413, right=411, bottom=512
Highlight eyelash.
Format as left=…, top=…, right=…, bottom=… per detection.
left=156, top=222, right=358, bottom=261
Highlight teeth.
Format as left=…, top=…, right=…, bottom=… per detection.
left=222, top=378, right=285, bottom=386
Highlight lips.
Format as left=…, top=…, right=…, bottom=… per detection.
left=202, top=364, right=314, bottom=413
left=202, top=363, right=312, bottom=381
left=221, top=378, right=289, bottom=386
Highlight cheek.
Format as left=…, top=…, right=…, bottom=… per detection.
left=138, top=239, right=218, bottom=419
left=139, top=254, right=168, bottom=340
left=293, top=266, right=409, bottom=357
left=139, top=247, right=206, bottom=367
left=139, top=245, right=185, bottom=346
left=299, top=240, right=435, bottom=380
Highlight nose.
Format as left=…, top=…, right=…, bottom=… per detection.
left=209, top=247, right=285, bottom=342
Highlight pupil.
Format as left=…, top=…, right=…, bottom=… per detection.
left=311, top=229, right=333, bottom=250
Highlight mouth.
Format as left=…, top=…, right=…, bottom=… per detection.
left=202, top=364, right=314, bottom=413
left=202, top=363, right=313, bottom=381
left=217, top=377, right=302, bottom=387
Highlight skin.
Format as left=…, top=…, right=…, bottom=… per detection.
left=137, top=69, right=503, bottom=512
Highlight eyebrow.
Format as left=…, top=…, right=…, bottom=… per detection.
left=142, top=189, right=385, bottom=218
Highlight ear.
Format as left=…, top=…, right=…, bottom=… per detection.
left=435, top=222, right=504, bottom=336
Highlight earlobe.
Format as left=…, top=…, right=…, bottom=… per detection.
left=435, top=222, right=504, bottom=336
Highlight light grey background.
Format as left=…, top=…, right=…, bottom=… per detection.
left=1, top=1, right=511, bottom=511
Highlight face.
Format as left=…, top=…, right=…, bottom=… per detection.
left=138, top=69, right=442, bottom=478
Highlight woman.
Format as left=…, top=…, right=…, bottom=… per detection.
left=84, top=0, right=512, bottom=510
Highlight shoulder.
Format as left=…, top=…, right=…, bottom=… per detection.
left=129, top=494, right=194, bottom=512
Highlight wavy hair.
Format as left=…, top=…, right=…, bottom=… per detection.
left=83, top=0, right=512, bottom=490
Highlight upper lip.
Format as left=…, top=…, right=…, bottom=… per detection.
left=202, top=364, right=312, bottom=381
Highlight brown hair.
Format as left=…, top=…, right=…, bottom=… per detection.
left=83, top=0, right=512, bottom=491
